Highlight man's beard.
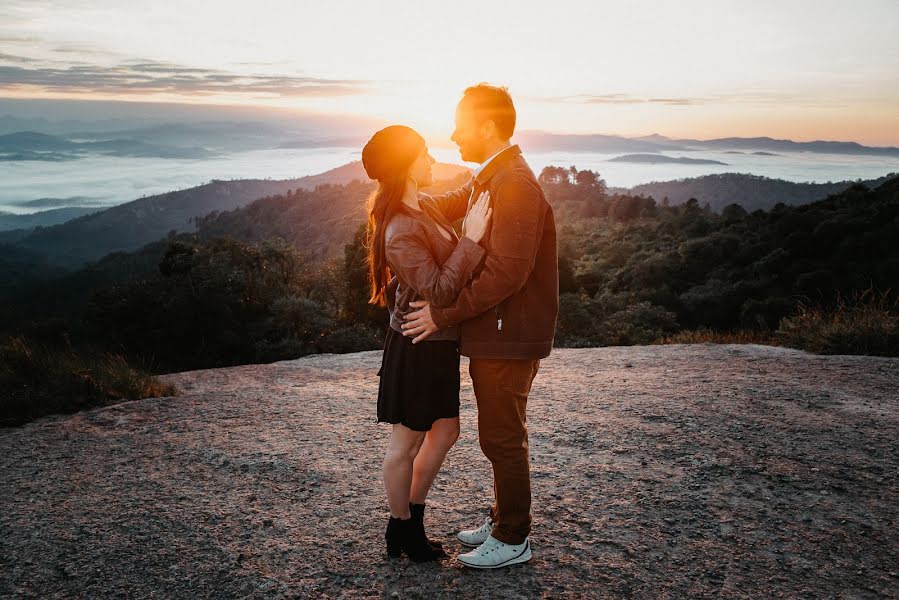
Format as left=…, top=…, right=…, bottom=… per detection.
left=462, top=139, right=489, bottom=163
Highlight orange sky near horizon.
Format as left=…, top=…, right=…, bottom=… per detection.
left=1, top=0, right=898, bottom=145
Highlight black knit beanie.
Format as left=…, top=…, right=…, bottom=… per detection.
left=361, top=125, right=426, bottom=182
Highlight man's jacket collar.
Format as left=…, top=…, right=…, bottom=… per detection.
left=473, top=144, right=522, bottom=187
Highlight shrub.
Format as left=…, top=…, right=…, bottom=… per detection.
left=319, top=324, right=384, bottom=353
left=739, top=296, right=796, bottom=330
left=600, top=302, right=679, bottom=346
left=659, top=329, right=779, bottom=345
left=554, top=292, right=605, bottom=347
left=776, top=288, right=899, bottom=356
left=0, top=335, right=177, bottom=427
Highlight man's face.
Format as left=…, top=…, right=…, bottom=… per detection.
left=451, top=99, right=489, bottom=164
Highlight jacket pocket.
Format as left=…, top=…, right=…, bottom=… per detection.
left=494, top=297, right=509, bottom=333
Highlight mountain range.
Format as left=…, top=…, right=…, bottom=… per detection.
left=607, top=154, right=728, bottom=165
left=0, top=131, right=222, bottom=161
left=3, top=125, right=899, bottom=165
left=516, top=131, right=899, bottom=156
left=618, top=173, right=896, bottom=212
left=1, top=136, right=895, bottom=272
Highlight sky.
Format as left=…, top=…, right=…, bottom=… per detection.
left=1, top=0, right=898, bottom=145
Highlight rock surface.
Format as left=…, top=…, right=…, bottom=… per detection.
left=1, top=344, right=897, bottom=599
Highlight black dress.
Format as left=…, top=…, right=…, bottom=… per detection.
left=376, top=325, right=461, bottom=431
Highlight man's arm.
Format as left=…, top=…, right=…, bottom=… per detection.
left=425, top=177, right=475, bottom=222
left=429, top=175, right=546, bottom=328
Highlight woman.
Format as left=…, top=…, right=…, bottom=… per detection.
left=362, top=125, right=492, bottom=562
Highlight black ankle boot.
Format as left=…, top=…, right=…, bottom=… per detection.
left=385, top=515, right=441, bottom=562
left=385, top=516, right=404, bottom=558
left=409, top=503, right=447, bottom=558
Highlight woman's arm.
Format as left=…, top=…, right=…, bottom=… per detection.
left=385, top=275, right=399, bottom=308
left=423, top=178, right=474, bottom=222
left=386, top=227, right=485, bottom=309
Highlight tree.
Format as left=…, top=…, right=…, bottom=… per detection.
left=538, top=166, right=571, bottom=186
left=342, top=223, right=389, bottom=329
left=722, top=203, right=748, bottom=223
left=558, top=239, right=579, bottom=293
left=575, top=169, right=607, bottom=195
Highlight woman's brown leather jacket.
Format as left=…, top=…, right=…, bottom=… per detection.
left=383, top=194, right=485, bottom=342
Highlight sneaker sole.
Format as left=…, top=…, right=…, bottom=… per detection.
left=457, top=543, right=532, bottom=569
left=457, top=536, right=487, bottom=548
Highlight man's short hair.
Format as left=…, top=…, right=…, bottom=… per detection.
left=461, top=83, right=516, bottom=139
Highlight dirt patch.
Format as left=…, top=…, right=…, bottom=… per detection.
left=1, top=344, right=897, bottom=598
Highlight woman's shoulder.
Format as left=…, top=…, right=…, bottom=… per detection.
left=384, top=208, right=425, bottom=243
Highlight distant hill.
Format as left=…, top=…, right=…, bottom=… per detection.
left=608, top=154, right=727, bottom=165
left=2, top=161, right=470, bottom=270
left=0, top=131, right=217, bottom=161
left=517, top=131, right=899, bottom=157
left=0, top=207, right=104, bottom=232
left=11, top=196, right=104, bottom=210
left=191, top=168, right=471, bottom=261
left=671, top=136, right=899, bottom=157
left=617, top=172, right=897, bottom=212
left=283, top=160, right=467, bottom=189
left=517, top=131, right=679, bottom=153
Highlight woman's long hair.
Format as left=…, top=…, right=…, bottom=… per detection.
left=365, top=172, right=407, bottom=306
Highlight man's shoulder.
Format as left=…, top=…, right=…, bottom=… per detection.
left=492, top=156, right=547, bottom=202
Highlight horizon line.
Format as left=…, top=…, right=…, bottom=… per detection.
left=1, top=96, right=898, bottom=149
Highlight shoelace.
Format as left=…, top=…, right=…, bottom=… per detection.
left=465, top=519, right=492, bottom=536
left=477, top=540, right=503, bottom=556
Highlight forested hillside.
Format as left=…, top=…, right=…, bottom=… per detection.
left=619, top=172, right=896, bottom=212
left=3, top=168, right=897, bottom=425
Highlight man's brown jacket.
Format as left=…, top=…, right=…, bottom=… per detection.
left=425, top=144, right=559, bottom=359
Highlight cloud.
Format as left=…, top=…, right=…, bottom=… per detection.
left=0, top=35, right=42, bottom=45
left=647, top=97, right=697, bottom=106
left=537, top=90, right=858, bottom=109
left=51, top=45, right=124, bottom=59
left=0, top=53, right=40, bottom=63
left=539, top=93, right=700, bottom=106
left=0, top=55, right=369, bottom=98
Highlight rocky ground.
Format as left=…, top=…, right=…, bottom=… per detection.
left=1, top=344, right=897, bottom=599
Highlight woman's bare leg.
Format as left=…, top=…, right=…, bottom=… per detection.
left=383, top=423, right=427, bottom=518
left=410, top=417, right=460, bottom=504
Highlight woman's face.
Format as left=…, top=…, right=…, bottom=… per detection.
left=408, top=147, right=436, bottom=189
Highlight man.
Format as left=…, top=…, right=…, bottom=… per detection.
left=401, top=83, right=559, bottom=569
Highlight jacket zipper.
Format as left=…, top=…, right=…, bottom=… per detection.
left=495, top=303, right=503, bottom=331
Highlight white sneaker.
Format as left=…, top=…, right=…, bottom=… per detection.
left=457, top=516, right=494, bottom=548
left=457, top=535, right=532, bottom=569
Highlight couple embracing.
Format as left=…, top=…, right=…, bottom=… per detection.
left=363, top=84, right=559, bottom=569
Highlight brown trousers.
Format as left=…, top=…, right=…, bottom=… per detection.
left=469, top=357, right=541, bottom=545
